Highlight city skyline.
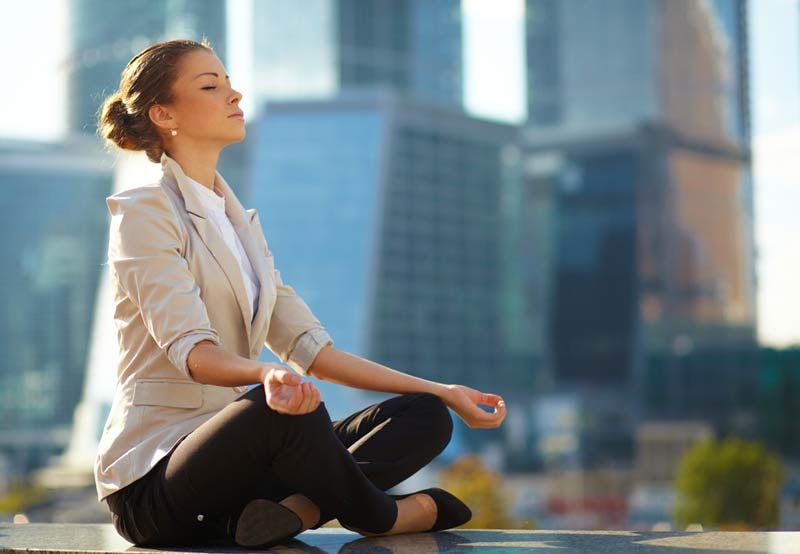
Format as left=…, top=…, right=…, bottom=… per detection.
left=0, top=0, right=798, bottom=347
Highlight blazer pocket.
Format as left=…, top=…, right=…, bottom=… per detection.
left=132, top=379, right=203, bottom=409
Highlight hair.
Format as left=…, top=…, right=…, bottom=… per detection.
left=97, top=38, right=214, bottom=163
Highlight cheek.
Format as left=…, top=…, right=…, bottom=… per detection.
left=179, top=95, right=223, bottom=130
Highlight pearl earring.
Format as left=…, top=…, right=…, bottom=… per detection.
left=170, top=128, right=178, bottom=136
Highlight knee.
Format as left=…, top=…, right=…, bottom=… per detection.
left=411, top=392, right=453, bottom=448
left=253, top=384, right=329, bottom=420
left=283, top=400, right=331, bottom=428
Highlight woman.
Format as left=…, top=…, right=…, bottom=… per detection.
left=95, top=38, right=506, bottom=549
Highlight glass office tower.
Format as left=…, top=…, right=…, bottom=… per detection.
left=0, top=138, right=113, bottom=479
left=521, top=0, right=757, bottom=467
left=525, top=0, right=750, bottom=150
left=243, top=91, right=519, bottom=424
left=252, top=0, right=463, bottom=111
left=66, top=0, right=227, bottom=136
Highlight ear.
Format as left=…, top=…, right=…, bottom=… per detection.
left=148, top=104, right=176, bottom=132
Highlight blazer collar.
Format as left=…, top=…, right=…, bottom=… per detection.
left=160, top=151, right=248, bottom=225
left=159, top=152, right=273, bottom=354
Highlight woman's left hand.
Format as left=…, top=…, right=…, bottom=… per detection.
left=441, top=384, right=506, bottom=429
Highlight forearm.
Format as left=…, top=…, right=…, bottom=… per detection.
left=308, top=345, right=450, bottom=398
left=186, top=340, right=267, bottom=386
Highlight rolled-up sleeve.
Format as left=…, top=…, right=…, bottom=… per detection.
left=286, top=327, right=334, bottom=377
left=106, top=189, right=222, bottom=382
left=264, top=267, right=334, bottom=377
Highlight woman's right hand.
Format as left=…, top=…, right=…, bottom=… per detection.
left=261, top=364, right=321, bottom=415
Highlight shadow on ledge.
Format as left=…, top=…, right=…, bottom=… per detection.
left=1, top=523, right=799, bottom=553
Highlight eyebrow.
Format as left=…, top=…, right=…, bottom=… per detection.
left=194, top=72, right=230, bottom=80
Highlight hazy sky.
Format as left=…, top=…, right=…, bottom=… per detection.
left=0, top=0, right=798, bottom=346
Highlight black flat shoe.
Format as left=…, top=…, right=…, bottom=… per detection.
left=390, top=488, right=472, bottom=532
left=229, top=498, right=303, bottom=549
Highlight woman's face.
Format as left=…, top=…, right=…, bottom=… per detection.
left=154, top=48, right=246, bottom=146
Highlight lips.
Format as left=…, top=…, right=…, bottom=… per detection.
left=229, top=111, right=245, bottom=119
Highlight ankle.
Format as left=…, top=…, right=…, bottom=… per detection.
left=386, top=494, right=436, bottom=535
left=279, top=494, right=320, bottom=531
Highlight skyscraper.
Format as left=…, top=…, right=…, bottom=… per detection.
left=252, top=0, right=463, bottom=110
left=521, top=0, right=757, bottom=462
left=0, top=136, right=113, bottom=480
left=242, top=90, right=518, bottom=422
left=525, top=0, right=750, bottom=150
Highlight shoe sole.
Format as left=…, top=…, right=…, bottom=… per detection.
left=234, top=499, right=303, bottom=548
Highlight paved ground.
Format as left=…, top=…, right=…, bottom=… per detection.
left=1, top=523, right=799, bottom=553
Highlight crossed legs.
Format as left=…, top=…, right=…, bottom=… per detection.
left=132, top=387, right=453, bottom=546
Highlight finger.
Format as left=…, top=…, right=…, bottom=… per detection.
left=482, top=393, right=504, bottom=406
left=286, top=384, right=305, bottom=413
left=310, top=386, right=321, bottom=411
left=272, top=368, right=301, bottom=386
left=488, top=401, right=507, bottom=427
left=306, top=383, right=320, bottom=412
left=471, top=401, right=505, bottom=425
left=298, top=383, right=315, bottom=413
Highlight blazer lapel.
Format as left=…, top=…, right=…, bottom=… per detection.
left=239, top=208, right=274, bottom=351
left=209, top=175, right=275, bottom=356
left=160, top=153, right=256, bottom=340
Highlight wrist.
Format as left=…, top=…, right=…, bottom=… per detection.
left=434, top=383, right=454, bottom=404
left=257, top=363, right=271, bottom=383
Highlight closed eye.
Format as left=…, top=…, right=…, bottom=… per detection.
left=202, top=86, right=216, bottom=90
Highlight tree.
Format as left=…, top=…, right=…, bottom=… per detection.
left=673, top=437, right=784, bottom=530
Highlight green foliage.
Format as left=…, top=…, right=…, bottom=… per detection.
left=673, top=437, right=784, bottom=530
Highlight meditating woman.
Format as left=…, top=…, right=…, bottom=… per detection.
left=94, top=38, right=506, bottom=549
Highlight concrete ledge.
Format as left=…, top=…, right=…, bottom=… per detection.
left=1, top=524, right=799, bottom=553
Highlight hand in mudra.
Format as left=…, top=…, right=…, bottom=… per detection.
left=262, top=365, right=321, bottom=415
left=443, top=384, right=506, bottom=429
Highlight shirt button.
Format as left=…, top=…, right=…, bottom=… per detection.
left=197, top=514, right=204, bottom=522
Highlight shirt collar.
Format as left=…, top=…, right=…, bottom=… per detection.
left=159, top=151, right=249, bottom=227
left=185, top=174, right=226, bottom=213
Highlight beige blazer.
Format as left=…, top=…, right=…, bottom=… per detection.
left=94, top=151, right=327, bottom=502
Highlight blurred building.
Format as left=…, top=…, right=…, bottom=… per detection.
left=0, top=137, right=113, bottom=483
left=633, top=421, right=714, bottom=485
left=522, top=124, right=758, bottom=449
left=252, top=0, right=463, bottom=110
left=65, top=0, right=227, bottom=136
left=626, top=420, right=713, bottom=529
left=525, top=0, right=750, bottom=150
left=758, top=347, right=800, bottom=462
left=242, top=89, right=521, bottom=426
left=520, top=0, right=758, bottom=470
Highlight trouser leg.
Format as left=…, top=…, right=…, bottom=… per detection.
left=335, top=391, right=454, bottom=488
left=110, top=384, right=398, bottom=546
left=311, top=391, right=454, bottom=528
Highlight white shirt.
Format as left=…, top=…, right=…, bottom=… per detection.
left=186, top=176, right=259, bottom=317
left=169, top=176, right=333, bottom=380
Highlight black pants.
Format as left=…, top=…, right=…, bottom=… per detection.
left=105, top=386, right=453, bottom=547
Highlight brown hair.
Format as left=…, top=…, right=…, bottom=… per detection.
left=97, top=38, right=214, bottom=163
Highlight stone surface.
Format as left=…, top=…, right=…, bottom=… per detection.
left=0, top=524, right=799, bottom=553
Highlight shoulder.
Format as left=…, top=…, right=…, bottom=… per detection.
left=106, top=184, right=185, bottom=242
left=106, top=184, right=173, bottom=215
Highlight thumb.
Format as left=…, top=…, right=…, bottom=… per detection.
left=270, top=367, right=301, bottom=385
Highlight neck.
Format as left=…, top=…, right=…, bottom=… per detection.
left=164, top=145, right=221, bottom=193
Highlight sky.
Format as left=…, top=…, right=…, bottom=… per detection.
left=0, top=0, right=798, bottom=346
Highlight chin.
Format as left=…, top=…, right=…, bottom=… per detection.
left=224, top=130, right=246, bottom=145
